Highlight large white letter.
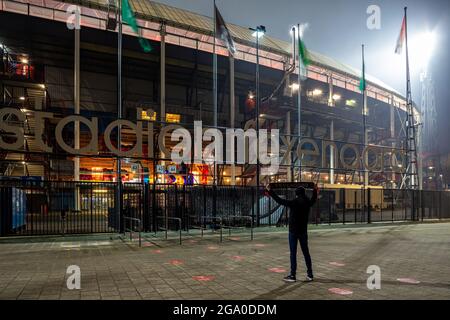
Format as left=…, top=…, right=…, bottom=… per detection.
left=104, top=120, right=143, bottom=157
left=0, top=108, right=24, bottom=150
left=55, top=115, right=98, bottom=155
left=171, top=127, right=192, bottom=164
left=260, top=129, right=280, bottom=176
left=203, top=128, right=223, bottom=165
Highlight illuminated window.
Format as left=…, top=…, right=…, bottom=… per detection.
left=141, top=110, right=156, bottom=121
left=166, top=113, right=181, bottom=123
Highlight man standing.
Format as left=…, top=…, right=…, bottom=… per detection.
left=266, top=184, right=318, bottom=282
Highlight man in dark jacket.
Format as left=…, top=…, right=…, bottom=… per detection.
left=267, top=184, right=318, bottom=282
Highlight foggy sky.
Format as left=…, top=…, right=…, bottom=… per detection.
left=154, top=0, right=449, bottom=153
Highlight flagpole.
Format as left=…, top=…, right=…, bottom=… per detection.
left=361, top=44, right=367, bottom=221
left=297, top=24, right=302, bottom=182
left=404, top=6, right=414, bottom=189
left=213, top=0, right=218, bottom=186
left=117, top=0, right=123, bottom=233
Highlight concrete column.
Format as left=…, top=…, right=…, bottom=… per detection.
left=230, top=56, right=236, bottom=185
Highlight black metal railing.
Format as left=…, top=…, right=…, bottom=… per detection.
left=0, top=179, right=448, bottom=237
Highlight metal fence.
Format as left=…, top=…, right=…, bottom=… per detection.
left=0, top=179, right=449, bottom=237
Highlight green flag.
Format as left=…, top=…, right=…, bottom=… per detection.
left=122, top=0, right=152, bottom=53
left=359, top=69, right=366, bottom=92
left=298, top=37, right=311, bottom=68
left=359, top=49, right=366, bottom=92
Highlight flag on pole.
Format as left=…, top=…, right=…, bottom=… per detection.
left=298, top=33, right=311, bottom=79
left=395, top=15, right=406, bottom=54
left=215, top=4, right=236, bottom=55
left=359, top=45, right=366, bottom=92
left=122, top=0, right=152, bottom=53
left=298, top=37, right=311, bottom=67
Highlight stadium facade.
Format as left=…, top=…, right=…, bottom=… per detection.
left=0, top=0, right=420, bottom=189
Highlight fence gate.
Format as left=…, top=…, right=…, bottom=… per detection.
left=0, top=180, right=116, bottom=236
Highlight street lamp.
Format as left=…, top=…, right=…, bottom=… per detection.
left=250, top=25, right=266, bottom=226
left=249, top=25, right=266, bottom=187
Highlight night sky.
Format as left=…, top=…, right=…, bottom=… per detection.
left=155, top=0, right=450, bottom=154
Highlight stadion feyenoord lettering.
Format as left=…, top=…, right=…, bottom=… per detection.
left=0, top=107, right=405, bottom=174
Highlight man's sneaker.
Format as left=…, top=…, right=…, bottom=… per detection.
left=305, top=275, right=314, bottom=282
left=283, top=275, right=297, bottom=283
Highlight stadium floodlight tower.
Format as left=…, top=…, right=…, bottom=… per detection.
left=414, top=31, right=438, bottom=190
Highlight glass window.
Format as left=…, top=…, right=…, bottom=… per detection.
left=166, top=113, right=181, bottom=123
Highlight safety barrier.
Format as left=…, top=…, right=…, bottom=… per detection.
left=122, top=216, right=142, bottom=247
left=0, top=179, right=448, bottom=237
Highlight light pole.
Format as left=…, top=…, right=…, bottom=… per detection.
left=250, top=25, right=266, bottom=226
left=250, top=25, right=266, bottom=186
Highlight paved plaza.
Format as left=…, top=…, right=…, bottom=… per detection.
left=0, top=222, right=449, bottom=300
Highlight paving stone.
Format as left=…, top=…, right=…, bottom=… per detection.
left=0, top=223, right=449, bottom=300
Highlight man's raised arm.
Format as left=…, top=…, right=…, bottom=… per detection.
left=308, top=185, right=319, bottom=207
left=267, top=186, right=295, bottom=207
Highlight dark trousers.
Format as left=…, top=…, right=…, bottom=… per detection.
left=288, top=232, right=313, bottom=278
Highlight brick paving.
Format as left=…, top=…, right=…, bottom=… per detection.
left=0, top=222, right=449, bottom=300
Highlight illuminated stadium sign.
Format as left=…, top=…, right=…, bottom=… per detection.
left=0, top=108, right=405, bottom=174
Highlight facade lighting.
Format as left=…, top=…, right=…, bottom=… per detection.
left=166, top=113, right=181, bottom=123
left=345, top=99, right=356, bottom=107
left=312, top=89, right=323, bottom=96
left=290, top=83, right=300, bottom=91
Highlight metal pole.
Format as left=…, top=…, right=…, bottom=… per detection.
left=255, top=32, right=260, bottom=188
left=213, top=0, right=218, bottom=186
left=230, top=55, right=236, bottom=185
left=117, top=0, right=123, bottom=233
left=404, top=6, right=412, bottom=189
left=255, top=28, right=260, bottom=224
left=361, top=44, right=367, bottom=222
left=74, top=25, right=81, bottom=212
left=160, top=22, right=166, bottom=125
left=330, top=120, right=335, bottom=184
left=74, top=27, right=80, bottom=181
left=297, top=24, right=302, bottom=182
left=286, top=111, right=292, bottom=182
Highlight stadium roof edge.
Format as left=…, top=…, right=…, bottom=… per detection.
left=58, top=0, right=403, bottom=98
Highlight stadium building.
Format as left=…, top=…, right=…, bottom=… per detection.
left=2, top=0, right=445, bottom=238
left=0, top=0, right=418, bottom=186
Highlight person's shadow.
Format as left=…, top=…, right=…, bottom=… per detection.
left=251, top=281, right=309, bottom=300
left=251, top=278, right=450, bottom=300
